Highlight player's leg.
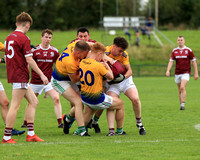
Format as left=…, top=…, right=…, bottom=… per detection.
left=0, top=90, right=9, bottom=123
left=105, top=95, right=124, bottom=136
left=2, top=88, right=26, bottom=143
left=47, top=89, right=63, bottom=127
left=0, top=84, right=25, bottom=136
left=84, top=105, right=96, bottom=126
left=52, top=79, right=86, bottom=135
left=175, top=74, right=189, bottom=110
left=22, top=84, right=41, bottom=128
left=62, top=87, right=86, bottom=134
left=107, top=91, right=125, bottom=135
left=177, top=83, right=181, bottom=104
left=21, top=92, right=39, bottom=127
left=178, top=79, right=188, bottom=110
left=74, top=105, right=95, bottom=135
left=125, top=87, right=141, bottom=118
left=91, top=109, right=103, bottom=133
left=62, top=87, right=84, bottom=126
left=125, top=86, right=146, bottom=135
left=24, top=86, right=44, bottom=142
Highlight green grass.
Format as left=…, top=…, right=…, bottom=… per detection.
left=0, top=77, right=200, bottom=160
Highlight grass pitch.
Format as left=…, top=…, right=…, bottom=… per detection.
left=0, top=77, right=199, bottom=160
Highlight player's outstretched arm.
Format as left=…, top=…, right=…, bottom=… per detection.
left=26, top=56, right=49, bottom=85
left=192, top=60, right=199, bottom=80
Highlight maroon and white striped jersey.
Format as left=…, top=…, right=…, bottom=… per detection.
left=30, top=44, right=59, bottom=84
left=170, top=46, right=196, bottom=75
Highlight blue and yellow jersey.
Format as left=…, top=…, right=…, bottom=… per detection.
left=52, top=41, right=78, bottom=81
left=80, top=58, right=108, bottom=104
left=0, top=42, right=4, bottom=51
left=105, top=45, right=129, bottom=65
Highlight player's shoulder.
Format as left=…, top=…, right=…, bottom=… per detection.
left=31, top=45, right=40, bottom=52
left=8, top=30, right=29, bottom=41
left=122, top=50, right=129, bottom=58
left=172, top=47, right=179, bottom=52
left=105, top=46, right=112, bottom=55
left=50, top=45, right=59, bottom=52
left=184, top=46, right=193, bottom=52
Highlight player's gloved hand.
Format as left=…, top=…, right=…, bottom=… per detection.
left=108, top=74, right=125, bottom=84
left=113, top=74, right=125, bottom=83
left=30, top=44, right=36, bottom=49
left=1, top=58, right=5, bottom=63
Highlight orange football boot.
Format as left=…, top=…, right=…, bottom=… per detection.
left=26, top=135, right=44, bottom=142
left=1, top=139, right=17, bottom=144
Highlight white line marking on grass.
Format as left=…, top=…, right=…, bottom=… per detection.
left=194, top=124, right=200, bottom=131
left=2, top=139, right=200, bottom=146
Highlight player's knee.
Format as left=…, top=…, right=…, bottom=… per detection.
left=73, top=98, right=82, bottom=106
left=30, top=99, right=39, bottom=107
left=116, top=99, right=123, bottom=108
left=180, top=86, right=185, bottom=92
left=131, top=97, right=140, bottom=105
left=52, top=96, right=60, bottom=105
left=0, top=98, right=9, bottom=107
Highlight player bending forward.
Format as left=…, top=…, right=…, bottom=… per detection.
left=75, top=42, right=124, bottom=136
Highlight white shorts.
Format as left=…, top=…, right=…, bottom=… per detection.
left=12, top=83, right=29, bottom=90
left=0, top=81, right=4, bottom=91
left=175, top=73, right=190, bottom=83
left=51, top=77, right=79, bottom=95
left=106, top=76, right=136, bottom=96
left=82, top=94, right=113, bottom=110
left=30, top=82, right=53, bottom=95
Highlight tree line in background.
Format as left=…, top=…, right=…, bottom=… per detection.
left=0, top=0, right=200, bottom=30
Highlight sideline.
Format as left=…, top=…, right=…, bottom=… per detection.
left=1, top=138, right=200, bottom=146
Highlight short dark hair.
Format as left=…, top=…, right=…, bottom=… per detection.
left=42, top=28, right=53, bottom=37
left=178, top=35, right=184, bottom=38
left=77, top=27, right=89, bottom=35
left=113, top=37, right=128, bottom=50
left=74, top=40, right=90, bottom=51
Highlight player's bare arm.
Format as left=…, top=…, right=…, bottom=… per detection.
left=192, top=60, right=199, bottom=80
left=124, top=64, right=132, bottom=79
left=103, top=54, right=114, bottom=64
left=103, top=62, right=114, bottom=80
left=166, top=61, right=174, bottom=77
left=26, top=56, right=48, bottom=85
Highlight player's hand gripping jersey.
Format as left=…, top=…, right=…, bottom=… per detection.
left=52, top=41, right=79, bottom=81
left=79, top=58, right=108, bottom=104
